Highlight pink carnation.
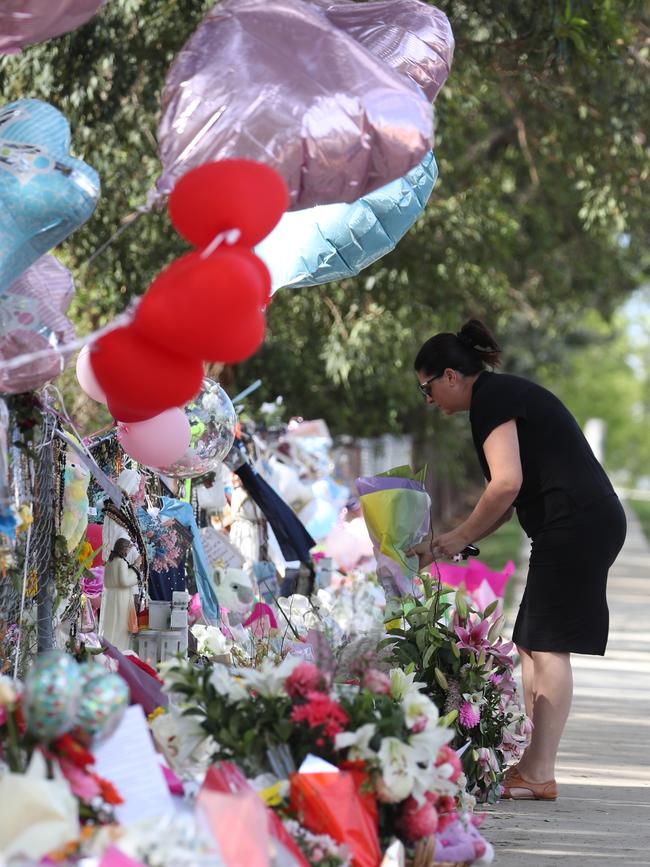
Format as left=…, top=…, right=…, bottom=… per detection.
left=285, top=662, right=323, bottom=698
left=290, top=691, right=349, bottom=739
left=363, top=669, right=391, bottom=695
left=399, top=796, right=439, bottom=842
left=459, top=701, right=481, bottom=729
left=433, top=794, right=457, bottom=833
left=435, top=744, right=462, bottom=782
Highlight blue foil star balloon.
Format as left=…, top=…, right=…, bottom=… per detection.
left=0, top=99, right=100, bottom=292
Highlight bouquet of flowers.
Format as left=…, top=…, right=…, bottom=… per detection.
left=357, top=466, right=431, bottom=598
left=158, top=654, right=465, bottom=847
left=384, top=576, right=531, bottom=803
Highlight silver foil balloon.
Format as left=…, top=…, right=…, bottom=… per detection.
left=0, top=255, right=76, bottom=394
left=0, top=0, right=106, bottom=54
left=312, top=0, right=454, bottom=103
left=157, top=0, right=433, bottom=209
left=154, top=379, right=237, bottom=479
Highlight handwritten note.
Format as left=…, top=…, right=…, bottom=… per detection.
left=93, top=705, right=174, bottom=826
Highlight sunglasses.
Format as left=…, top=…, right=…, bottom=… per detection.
left=418, top=373, right=442, bottom=397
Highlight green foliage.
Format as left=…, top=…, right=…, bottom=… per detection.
left=629, top=499, right=650, bottom=544
left=0, top=0, right=648, bottom=458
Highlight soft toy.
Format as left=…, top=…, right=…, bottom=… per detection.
left=213, top=566, right=256, bottom=625
left=60, top=455, right=90, bottom=553
left=434, top=818, right=494, bottom=865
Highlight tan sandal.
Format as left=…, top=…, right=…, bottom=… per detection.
left=501, top=765, right=557, bottom=800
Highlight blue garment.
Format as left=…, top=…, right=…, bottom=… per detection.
left=160, top=497, right=219, bottom=622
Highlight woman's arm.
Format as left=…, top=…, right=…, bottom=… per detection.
left=474, top=505, right=515, bottom=541
left=433, top=420, right=522, bottom=557
left=407, top=421, right=522, bottom=568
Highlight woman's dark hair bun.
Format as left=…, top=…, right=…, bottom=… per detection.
left=456, top=319, right=502, bottom=367
left=414, top=318, right=501, bottom=377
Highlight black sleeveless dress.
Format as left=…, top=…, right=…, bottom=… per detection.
left=470, top=371, right=626, bottom=655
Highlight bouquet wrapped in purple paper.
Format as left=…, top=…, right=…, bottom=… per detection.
left=356, top=465, right=430, bottom=597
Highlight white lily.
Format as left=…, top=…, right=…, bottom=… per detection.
left=376, top=737, right=420, bottom=803
left=408, top=725, right=454, bottom=763
left=401, top=691, right=439, bottom=729
left=389, top=668, right=425, bottom=701
left=335, top=723, right=378, bottom=760
left=150, top=708, right=216, bottom=777
left=237, top=655, right=301, bottom=698
left=208, top=665, right=248, bottom=704
left=463, top=690, right=487, bottom=707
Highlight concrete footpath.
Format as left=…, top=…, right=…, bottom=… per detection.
left=481, top=504, right=650, bottom=866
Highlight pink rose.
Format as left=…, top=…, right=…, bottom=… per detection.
left=363, top=669, right=391, bottom=695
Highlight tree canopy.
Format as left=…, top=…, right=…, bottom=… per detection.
left=1, top=0, right=648, bottom=474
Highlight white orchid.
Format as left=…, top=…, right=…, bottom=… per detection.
left=389, top=668, right=425, bottom=701
left=236, top=654, right=300, bottom=698
left=277, top=595, right=321, bottom=637
left=191, top=624, right=230, bottom=658
left=335, top=723, right=378, bottom=761
left=376, top=737, right=420, bottom=803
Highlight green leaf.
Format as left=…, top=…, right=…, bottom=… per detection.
left=455, top=590, right=468, bottom=620
left=483, top=599, right=499, bottom=619
left=440, top=709, right=458, bottom=727
left=434, top=667, right=449, bottom=690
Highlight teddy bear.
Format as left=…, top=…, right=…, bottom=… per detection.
left=213, top=566, right=256, bottom=625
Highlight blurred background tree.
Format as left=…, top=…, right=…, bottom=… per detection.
left=1, top=0, right=648, bottom=495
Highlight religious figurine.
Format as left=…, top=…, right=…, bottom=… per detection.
left=99, top=537, right=140, bottom=651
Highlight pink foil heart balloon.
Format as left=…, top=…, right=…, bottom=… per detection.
left=312, top=0, right=454, bottom=102
left=157, top=0, right=433, bottom=209
left=0, top=255, right=76, bottom=394
left=0, top=0, right=106, bottom=54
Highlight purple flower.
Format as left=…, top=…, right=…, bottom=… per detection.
left=454, top=617, right=491, bottom=652
left=459, top=701, right=481, bottom=729
left=487, top=637, right=515, bottom=667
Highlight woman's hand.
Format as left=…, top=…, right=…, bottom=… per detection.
left=405, top=537, right=436, bottom=571
left=431, top=527, right=471, bottom=559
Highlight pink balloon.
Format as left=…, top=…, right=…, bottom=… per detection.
left=76, top=344, right=106, bottom=404
left=157, top=0, right=433, bottom=209
left=0, top=0, right=106, bottom=54
left=0, top=255, right=76, bottom=394
left=117, top=408, right=192, bottom=468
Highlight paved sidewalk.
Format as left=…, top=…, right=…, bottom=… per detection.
left=481, top=505, right=650, bottom=866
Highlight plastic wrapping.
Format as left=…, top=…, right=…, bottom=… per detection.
left=290, top=768, right=381, bottom=867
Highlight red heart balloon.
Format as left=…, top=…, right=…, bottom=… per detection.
left=90, top=326, right=204, bottom=420
left=232, top=248, right=272, bottom=307
left=133, top=249, right=267, bottom=363
left=168, top=160, right=289, bottom=249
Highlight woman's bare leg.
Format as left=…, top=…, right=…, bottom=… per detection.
left=516, top=650, right=573, bottom=782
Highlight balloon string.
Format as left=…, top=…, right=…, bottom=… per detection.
left=200, top=227, right=241, bottom=259
left=0, top=304, right=136, bottom=374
